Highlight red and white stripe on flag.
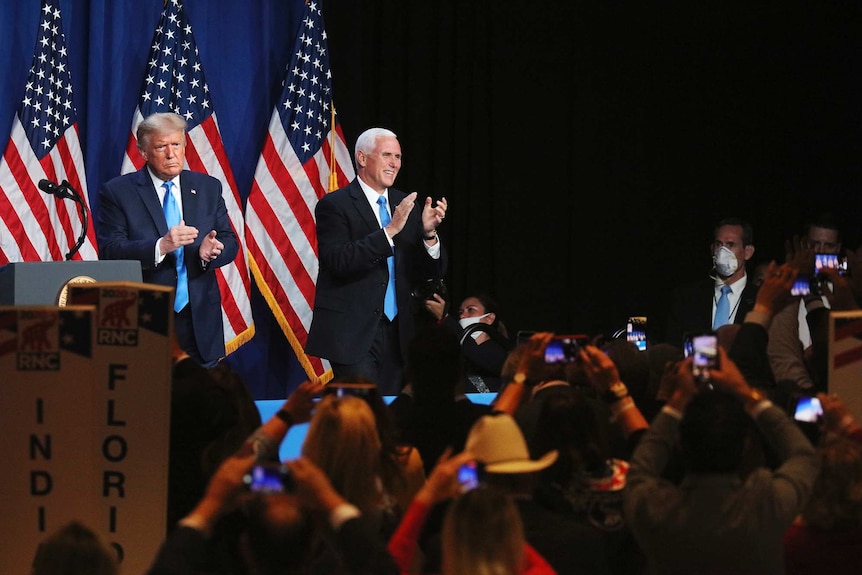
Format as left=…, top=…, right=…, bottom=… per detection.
left=245, top=1, right=354, bottom=382
left=121, top=0, right=253, bottom=354
left=0, top=0, right=97, bottom=265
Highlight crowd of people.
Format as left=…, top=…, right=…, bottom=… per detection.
left=40, top=146, right=862, bottom=575
left=36, top=212, right=862, bottom=575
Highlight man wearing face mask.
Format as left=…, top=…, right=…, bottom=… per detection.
left=664, top=217, right=758, bottom=349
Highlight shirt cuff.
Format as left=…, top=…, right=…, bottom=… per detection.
left=746, top=400, right=773, bottom=419
left=743, top=309, right=771, bottom=329
left=609, top=396, right=635, bottom=422
left=329, top=502, right=361, bottom=531
left=425, top=238, right=441, bottom=259
left=661, top=404, right=683, bottom=420
left=155, top=241, right=166, bottom=265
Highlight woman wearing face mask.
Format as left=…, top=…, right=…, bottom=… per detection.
left=425, top=292, right=512, bottom=393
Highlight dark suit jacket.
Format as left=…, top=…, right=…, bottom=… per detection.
left=306, top=179, right=446, bottom=364
left=664, top=276, right=758, bottom=348
left=97, top=168, right=238, bottom=363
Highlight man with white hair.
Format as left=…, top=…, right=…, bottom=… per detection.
left=306, top=127, right=447, bottom=394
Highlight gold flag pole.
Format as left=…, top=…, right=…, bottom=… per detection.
left=328, top=106, right=338, bottom=192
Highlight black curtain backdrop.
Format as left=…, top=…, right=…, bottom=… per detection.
left=323, top=0, right=862, bottom=353
left=2, top=1, right=860, bottom=398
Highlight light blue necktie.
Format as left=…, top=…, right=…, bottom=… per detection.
left=377, top=195, right=397, bottom=321
left=712, top=284, right=732, bottom=330
left=162, top=181, right=189, bottom=312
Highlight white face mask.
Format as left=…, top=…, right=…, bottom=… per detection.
left=459, top=313, right=492, bottom=337
left=713, top=246, right=739, bottom=277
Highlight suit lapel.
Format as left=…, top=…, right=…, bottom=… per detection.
left=179, top=172, right=197, bottom=228
left=349, top=180, right=380, bottom=233
left=135, top=168, right=169, bottom=235
left=389, top=188, right=407, bottom=209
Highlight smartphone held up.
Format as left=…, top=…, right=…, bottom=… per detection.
left=457, top=461, right=484, bottom=492
left=626, top=316, right=647, bottom=351
left=793, top=396, right=823, bottom=423
left=243, top=463, right=295, bottom=494
left=793, top=253, right=851, bottom=297
left=687, top=332, right=719, bottom=384
left=544, top=335, right=589, bottom=364
left=814, top=253, right=849, bottom=276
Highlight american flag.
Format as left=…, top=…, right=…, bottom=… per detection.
left=831, top=314, right=862, bottom=369
left=121, top=0, right=253, bottom=354
left=0, top=0, right=98, bottom=264
left=245, top=1, right=354, bottom=381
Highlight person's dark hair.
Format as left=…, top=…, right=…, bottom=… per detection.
left=715, top=217, right=754, bottom=247
left=531, top=388, right=606, bottom=485
left=679, top=391, right=752, bottom=473
left=31, top=521, right=118, bottom=575
left=169, top=360, right=240, bottom=527
left=242, top=494, right=314, bottom=575
left=643, top=343, right=684, bottom=419
left=405, top=324, right=463, bottom=403
left=500, top=339, right=568, bottom=384
left=603, top=339, right=650, bottom=404
left=201, top=364, right=263, bottom=479
left=466, top=292, right=509, bottom=339
left=803, top=212, right=842, bottom=242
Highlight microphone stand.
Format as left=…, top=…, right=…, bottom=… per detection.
left=57, top=180, right=88, bottom=261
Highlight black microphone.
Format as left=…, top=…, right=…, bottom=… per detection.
left=37, top=178, right=89, bottom=259
left=38, top=178, right=75, bottom=200
left=38, top=178, right=61, bottom=195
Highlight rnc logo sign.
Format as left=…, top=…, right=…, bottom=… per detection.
left=17, top=310, right=59, bottom=370
left=97, top=289, right=139, bottom=346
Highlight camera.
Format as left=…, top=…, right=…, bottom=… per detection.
left=626, top=316, right=647, bottom=351
left=544, top=335, right=587, bottom=363
left=793, top=396, right=823, bottom=423
left=411, top=278, right=448, bottom=300
left=243, top=463, right=295, bottom=494
left=690, top=332, right=719, bottom=383
left=457, top=461, right=484, bottom=492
